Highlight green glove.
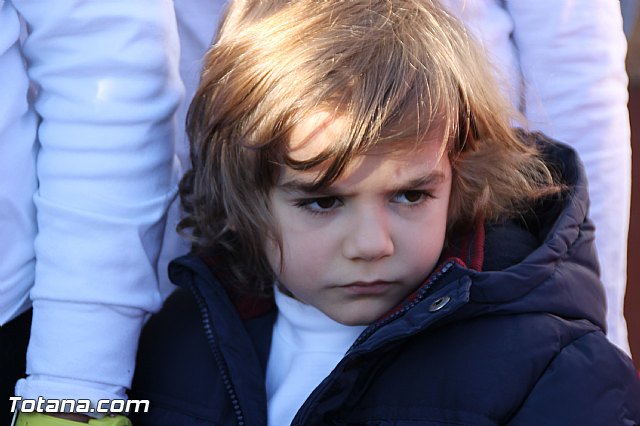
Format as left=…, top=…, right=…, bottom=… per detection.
left=15, top=413, right=131, bottom=426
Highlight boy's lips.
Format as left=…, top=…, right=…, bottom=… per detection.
left=340, top=280, right=394, bottom=296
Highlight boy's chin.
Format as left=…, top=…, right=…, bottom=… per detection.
left=324, top=307, right=386, bottom=327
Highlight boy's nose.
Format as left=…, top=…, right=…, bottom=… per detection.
left=342, top=206, right=394, bottom=261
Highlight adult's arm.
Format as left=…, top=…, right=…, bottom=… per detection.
left=506, top=0, right=631, bottom=354
left=9, top=0, right=183, bottom=407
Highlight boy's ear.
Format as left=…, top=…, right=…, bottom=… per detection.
left=225, top=220, right=237, bottom=232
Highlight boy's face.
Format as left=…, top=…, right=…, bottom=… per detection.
left=266, top=112, right=451, bottom=326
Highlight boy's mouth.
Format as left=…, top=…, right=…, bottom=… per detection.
left=340, top=281, right=394, bottom=296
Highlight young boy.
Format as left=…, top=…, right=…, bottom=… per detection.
left=130, top=0, right=640, bottom=424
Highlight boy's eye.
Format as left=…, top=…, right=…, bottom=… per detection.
left=295, top=196, right=342, bottom=213
left=314, top=197, right=339, bottom=209
left=392, top=190, right=431, bottom=205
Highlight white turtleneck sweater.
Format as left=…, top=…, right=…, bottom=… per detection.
left=265, top=289, right=366, bottom=426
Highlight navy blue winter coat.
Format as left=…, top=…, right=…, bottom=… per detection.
left=130, top=137, right=640, bottom=425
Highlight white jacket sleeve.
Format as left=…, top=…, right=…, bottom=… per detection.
left=504, top=0, right=631, bottom=354
left=7, top=0, right=183, bottom=405
left=0, top=1, right=38, bottom=325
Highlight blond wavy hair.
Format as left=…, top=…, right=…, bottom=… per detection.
left=180, top=0, right=560, bottom=295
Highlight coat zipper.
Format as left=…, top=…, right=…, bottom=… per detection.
left=190, top=285, right=246, bottom=426
left=292, top=261, right=456, bottom=425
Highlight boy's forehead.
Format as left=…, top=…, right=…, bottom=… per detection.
left=281, top=113, right=449, bottom=191
left=278, top=138, right=448, bottom=195
left=287, top=110, right=445, bottom=162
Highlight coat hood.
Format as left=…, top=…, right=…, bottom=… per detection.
left=461, top=136, right=606, bottom=331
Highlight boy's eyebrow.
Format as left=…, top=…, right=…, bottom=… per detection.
left=389, top=172, right=446, bottom=191
left=278, top=178, right=326, bottom=194
left=279, top=171, right=446, bottom=195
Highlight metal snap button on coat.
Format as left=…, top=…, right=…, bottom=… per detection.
left=429, top=295, right=451, bottom=312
